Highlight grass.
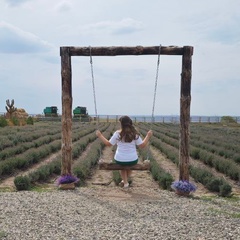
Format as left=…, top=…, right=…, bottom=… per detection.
left=0, top=231, right=7, bottom=239
left=208, top=207, right=240, bottom=218
left=200, top=194, right=240, bottom=202
left=31, top=183, right=56, bottom=192
left=0, top=187, right=14, bottom=192
left=198, top=194, right=240, bottom=218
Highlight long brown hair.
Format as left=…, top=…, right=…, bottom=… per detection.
left=119, top=116, right=139, bottom=142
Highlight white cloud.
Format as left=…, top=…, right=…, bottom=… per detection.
left=81, top=18, right=144, bottom=35
left=0, top=22, right=54, bottom=54
left=54, top=1, right=72, bottom=12
left=4, top=0, right=31, bottom=7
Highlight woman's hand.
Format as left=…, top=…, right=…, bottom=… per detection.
left=96, top=130, right=102, bottom=137
left=138, top=130, right=153, bottom=149
left=147, top=130, right=153, bottom=137
left=96, top=130, right=112, bottom=147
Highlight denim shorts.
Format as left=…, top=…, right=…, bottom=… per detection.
left=115, top=159, right=138, bottom=166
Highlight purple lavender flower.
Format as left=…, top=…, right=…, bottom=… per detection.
left=57, top=175, right=79, bottom=185
left=171, top=180, right=197, bottom=193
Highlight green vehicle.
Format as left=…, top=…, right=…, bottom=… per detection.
left=73, top=106, right=90, bottom=121
left=43, top=106, right=58, bottom=117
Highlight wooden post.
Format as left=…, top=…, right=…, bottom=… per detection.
left=179, top=46, right=193, bottom=181
left=60, top=47, right=73, bottom=175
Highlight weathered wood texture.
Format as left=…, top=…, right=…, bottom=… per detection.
left=61, top=47, right=73, bottom=175
left=179, top=46, right=193, bottom=181
left=60, top=46, right=185, bottom=57
left=99, top=162, right=150, bottom=170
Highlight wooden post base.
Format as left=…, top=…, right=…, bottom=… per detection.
left=59, top=182, right=76, bottom=190
left=99, top=160, right=150, bottom=171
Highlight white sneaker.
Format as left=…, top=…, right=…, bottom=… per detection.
left=119, top=180, right=124, bottom=187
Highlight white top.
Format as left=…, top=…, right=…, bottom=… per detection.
left=109, top=131, right=143, bottom=162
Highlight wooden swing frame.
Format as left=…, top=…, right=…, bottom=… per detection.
left=60, top=45, right=193, bottom=181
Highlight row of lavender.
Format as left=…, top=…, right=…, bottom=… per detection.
left=0, top=122, right=102, bottom=181
left=138, top=123, right=240, bottom=196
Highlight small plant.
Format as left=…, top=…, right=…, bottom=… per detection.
left=11, top=117, right=19, bottom=126
left=57, top=174, right=79, bottom=185
left=112, top=170, right=122, bottom=185
left=219, top=183, right=232, bottom=197
left=171, top=180, right=197, bottom=193
left=0, top=116, right=7, bottom=127
left=14, top=175, right=31, bottom=191
left=26, top=116, right=34, bottom=125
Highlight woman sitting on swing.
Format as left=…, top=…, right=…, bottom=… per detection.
left=96, top=115, right=153, bottom=188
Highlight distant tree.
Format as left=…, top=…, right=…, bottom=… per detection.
left=5, top=99, right=17, bottom=118
left=221, top=116, right=237, bottom=124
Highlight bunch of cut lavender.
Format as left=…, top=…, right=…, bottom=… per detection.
left=171, top=180, right=197, bottom=193
left=57, top=175, right=79, bottom=185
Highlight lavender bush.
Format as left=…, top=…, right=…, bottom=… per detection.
left=171, top=180, right=197, bottom=193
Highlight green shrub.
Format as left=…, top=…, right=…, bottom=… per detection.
left=206, top=178, right=222, bottom=192
left=150, top=162, right=160, bottom=181
left=27, top=158, right=61, bottom=184
left=26, top=116, right=34, bottom=125
left=0, top=116, right=8, bottom=127
left=14, top=175, right=31, bottom=191
left=37, top=167, right=50, bottom=181
left=231, top=154, right=240, bottom=164
left=190, top=166, right=232, bottom=196
left=73, top=166, right=88, bottom=185
left=199, top=150, right=214, bottom=167
left=0, top=160, right=15, bottom=175
left=213, top=158, right=240, bottom=181
left=190, top=166, right=213, bottom=186
left=52, top=162, right=61, bottom=175
left=138, top=147, right=174, bottom=190
left=225, top=164, right=240, bottom=181
left=158, top=172, right=174, bottom=190
left=221, top=116, right=237, bottom=124
left=28, top=171, right=40, bottom=183
left=11, top=117, right=19, bottom=126
left=25, top=150, right=39, bottom=164
left=191, top=148, right=200, bottom=159
left=219, top=183, right=232, bottom=197
left=15, top=157, right=29, bottom=169
left=112, top=170, right=122, bottom=185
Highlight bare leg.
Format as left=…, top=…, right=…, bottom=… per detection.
left=120, top=170, right=128, bottom=186
left=127, top=170, right=132, bottom=179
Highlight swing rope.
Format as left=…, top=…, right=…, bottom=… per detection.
left=151, top=45, right=161, bottom=123
left=89, top=46, right=103, bottom=161
left=147, top=44, right=161, bottom=160
left=89, top=46, right=98, bottom=129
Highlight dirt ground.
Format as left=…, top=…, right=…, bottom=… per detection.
left=88, top=145, right=225, bottom=201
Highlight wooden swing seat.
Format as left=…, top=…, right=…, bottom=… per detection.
left=99, top=160, right=150, bottom=170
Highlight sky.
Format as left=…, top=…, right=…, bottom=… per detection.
left=0, top=0, right=239, bottom=117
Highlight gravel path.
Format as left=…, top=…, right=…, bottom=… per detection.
left=1, top=186, right=240, bottom=240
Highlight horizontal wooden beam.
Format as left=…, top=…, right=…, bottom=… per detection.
left=60, top=46, right=193, bottom=57
left=99, top=161, right=150, bottom=170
